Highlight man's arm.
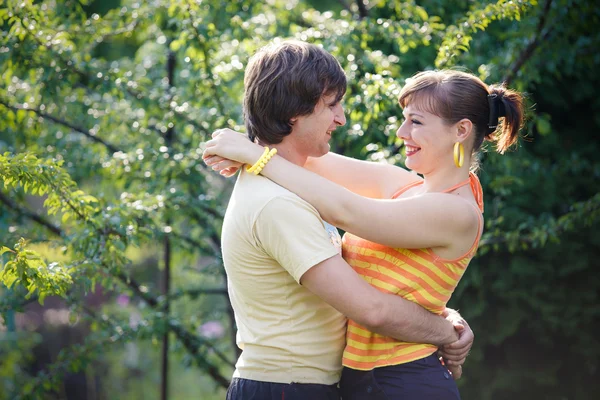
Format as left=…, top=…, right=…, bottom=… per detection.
left=252, top=195, right=459, bottom=346
left=301, top=254, right=459, bottom=346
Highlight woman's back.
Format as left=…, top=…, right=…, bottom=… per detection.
left=341, top=173, right=484, bottom=371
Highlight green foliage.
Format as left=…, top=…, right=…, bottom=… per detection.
left=0, top=239, right=73, bottom=304
left=0, top=0, right=598, bottom=398
left=0, top=331, right=41, bottom=400
left=0, top=152, right=99, bottom=223
left=436, top=0, right=537, bottom=68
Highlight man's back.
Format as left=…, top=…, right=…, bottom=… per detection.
left=222, top=170, right=346, bottom=385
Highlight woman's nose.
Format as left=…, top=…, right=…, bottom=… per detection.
left=396, top=121, right=409, bottom=139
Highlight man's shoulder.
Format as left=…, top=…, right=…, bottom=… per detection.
left=234, top=171, right=312, bottom=209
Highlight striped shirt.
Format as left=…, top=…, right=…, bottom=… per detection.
left=341, top=172, right=484, bottom=370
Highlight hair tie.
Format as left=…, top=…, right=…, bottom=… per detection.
left=487, top=93, right=506, bottom=129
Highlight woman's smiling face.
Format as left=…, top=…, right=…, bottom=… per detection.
left=396, top=104, right=456, bottom=175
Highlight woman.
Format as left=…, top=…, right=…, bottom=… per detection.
left=204, top=70, right=525, bottom=399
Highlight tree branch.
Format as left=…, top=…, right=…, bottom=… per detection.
left=336, top=0, right=352, bottom=13
left=161, top=44, right=177, bottom=400
left=0, top=99, right=120, bottom=153
left=168, top=287, right=228, bottom=300
left=503, top=0, right=554, bottom=85
left=356, top=0, right=368, bottom=19
left=0, top=191, right=62, bottom=236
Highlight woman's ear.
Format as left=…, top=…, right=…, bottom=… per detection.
left=456, top=118, right=473, bottom=142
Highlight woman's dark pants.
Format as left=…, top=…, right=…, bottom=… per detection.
left=339, top=353, right=461, bottom=399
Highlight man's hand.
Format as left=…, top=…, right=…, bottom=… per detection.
left=438, top=308, right=474, bottom=380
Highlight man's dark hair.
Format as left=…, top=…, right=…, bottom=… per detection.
left=243, top=40, right=347, bottom=144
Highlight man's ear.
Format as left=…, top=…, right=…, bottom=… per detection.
left=290, top=117, right=297, bottom=125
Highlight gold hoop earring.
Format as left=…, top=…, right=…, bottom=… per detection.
left=453, top=142, right=464, bottom=168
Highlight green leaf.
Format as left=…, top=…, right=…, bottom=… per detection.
left=0, top=246, right=15, bottom=256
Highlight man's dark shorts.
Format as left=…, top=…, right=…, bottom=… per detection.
left=226, top=377, right=340, bottom=400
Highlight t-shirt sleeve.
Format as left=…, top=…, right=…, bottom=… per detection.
left=253, top=195, right=339, bottom=283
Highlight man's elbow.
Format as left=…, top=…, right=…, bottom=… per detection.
left=361, top=312, right=385, bottom=333
left=357, top=296, right=408, bottom=335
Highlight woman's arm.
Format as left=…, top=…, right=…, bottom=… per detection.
left=305, top=153, right=421, bottom=199
left=267, top=165, right=476, bottom=250
left=203, top=130, right=478, bottom=250
left=203, top=129, right=420, bottom=198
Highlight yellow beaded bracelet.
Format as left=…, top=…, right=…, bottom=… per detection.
left=246, top=147, right=277, bottom=175
left=245, top=147, right=270, bottom=174
left=253, top=147, right=277, bottom=175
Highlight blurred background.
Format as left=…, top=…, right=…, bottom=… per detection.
left=0, top=0, right=598, bottom=399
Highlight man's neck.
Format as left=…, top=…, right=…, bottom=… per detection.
left=260, top=140, right=307, bottom=167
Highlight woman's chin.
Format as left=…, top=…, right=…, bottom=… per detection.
left=404, top=158, right=417, bottom=170
left=404, top=160, right=425, bottom=174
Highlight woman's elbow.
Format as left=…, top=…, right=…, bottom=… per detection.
left=324, top=200, right=354, bottom=232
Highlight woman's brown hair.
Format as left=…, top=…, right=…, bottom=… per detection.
left=398, top=70, right=524, bottom=154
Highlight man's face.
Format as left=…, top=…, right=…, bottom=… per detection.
left=289, top=93, right=346, bottom=159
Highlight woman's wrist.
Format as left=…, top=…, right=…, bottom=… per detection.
left=246, top=143, right=268, bottom=165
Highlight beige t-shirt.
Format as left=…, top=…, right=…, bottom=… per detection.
left=221, top=170, right=347, bottom=385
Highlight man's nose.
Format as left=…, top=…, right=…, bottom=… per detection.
left=335, top=104, right=347, bottom=126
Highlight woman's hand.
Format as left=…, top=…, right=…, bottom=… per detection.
left=204, top=155, right=243, bottom=177
left=202, top=128, right=265, bottom=166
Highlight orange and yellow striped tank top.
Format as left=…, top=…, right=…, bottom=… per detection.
left=341, top=172, right=484, bottom=371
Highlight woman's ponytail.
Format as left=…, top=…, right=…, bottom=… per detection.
left=486, top=85, right=524, bottom=154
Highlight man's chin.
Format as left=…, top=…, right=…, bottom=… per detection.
left=313, top=144, right=331, bottom=158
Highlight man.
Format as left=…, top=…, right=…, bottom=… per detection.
left=208, top=40, right=472, bottom=399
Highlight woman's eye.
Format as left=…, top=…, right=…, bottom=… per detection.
left=412, top=119, right=422, bottom=125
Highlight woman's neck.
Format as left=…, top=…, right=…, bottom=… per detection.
left=421, top=166, right=471, bottom=193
